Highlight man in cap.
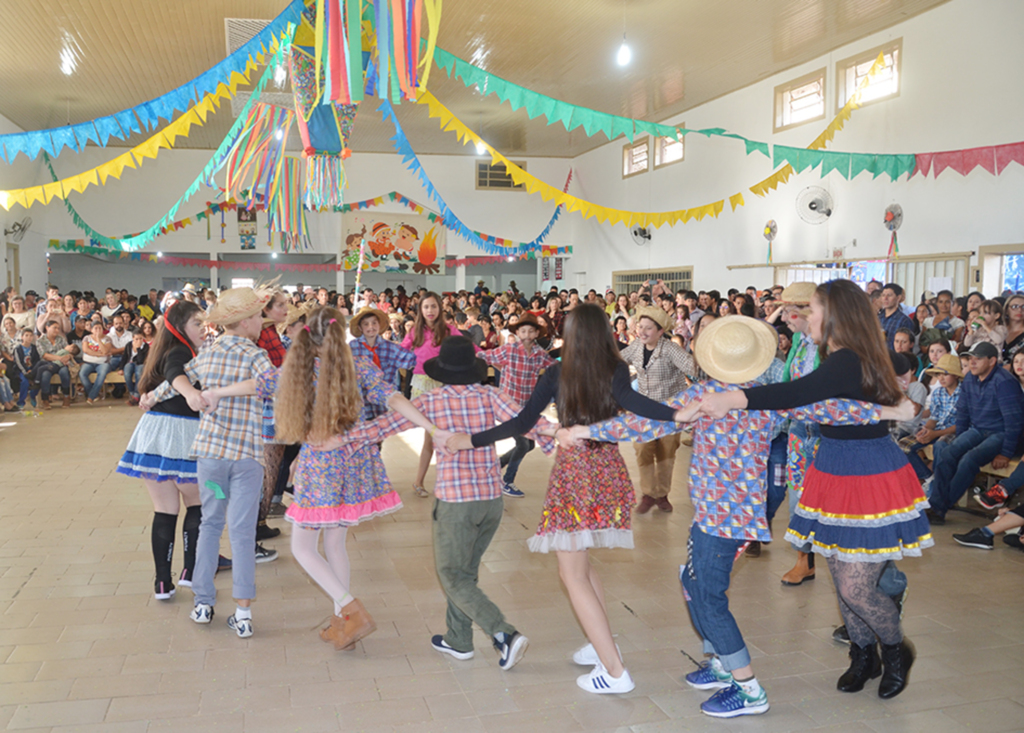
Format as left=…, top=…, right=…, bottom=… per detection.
left=926, top=341, right=1023, bottom=525
left=619, top=305, right=697, bottom=513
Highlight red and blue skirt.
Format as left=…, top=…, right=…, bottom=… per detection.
left=785, top=436, right=933, bottom=563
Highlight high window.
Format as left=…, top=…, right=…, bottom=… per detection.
left=774, top=68, right=826, bottom=132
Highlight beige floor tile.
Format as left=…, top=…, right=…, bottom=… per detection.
left=6, top=699, right=111, bottom=729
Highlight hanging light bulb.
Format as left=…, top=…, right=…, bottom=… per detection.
left=275, top=128, right=284, bottom=141
left=616, top=34, right=631, bottom=67
left=475, top=140, right=487, bottom=155
left=271, top=252, right=278, bottom=259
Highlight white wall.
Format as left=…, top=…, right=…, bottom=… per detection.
left=570, top=0, right=1024, bottom=294
left=1, top=112, right=49, bottom=294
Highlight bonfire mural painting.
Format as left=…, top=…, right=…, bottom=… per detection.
left=341, top=212, right=446, bottom=274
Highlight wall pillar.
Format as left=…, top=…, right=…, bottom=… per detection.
left=455, top=264, right=466, bottom=292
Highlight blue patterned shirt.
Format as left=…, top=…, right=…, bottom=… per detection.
left=927, top=383, right=961, bottom=431
left=588, top=381, right=883, bottom=541
left=350, top=337, right=416, bottom=420
left=879, top=308, right=913, bottom=350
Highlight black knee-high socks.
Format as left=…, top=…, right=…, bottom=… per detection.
left=151, top=512, right=178, bottom=583
left=182, top=506, right=201, bottom=575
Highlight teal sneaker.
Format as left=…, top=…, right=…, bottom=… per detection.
left=700, top=681, right=769, bottom=718
left=685, top=657, right=733, bottom=690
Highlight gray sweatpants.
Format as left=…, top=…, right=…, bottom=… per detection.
left=192, top=458, right=263, bottom=606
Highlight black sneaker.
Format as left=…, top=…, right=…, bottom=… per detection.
left=256, top=523, right=281, bottom=541
left=925, top=509, right=945, bottom=526
left=832, top=625, right=850, bottom=644
left=255, top=543, right=278, bottom=563
left=494, top=631, right=529, bottom=670
left=179, top=567, right=193, bottom=587
left=431, top=634, right=474, bottom=660
left=952, top=527, right=994, bottom=550
left=154, top=580, right=175, bottom=600
left=216, top=555, right=232, bottom=574
left=1003, top=533, right=1023, bottom=550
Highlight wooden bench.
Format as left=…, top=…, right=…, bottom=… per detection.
left=920, top=443, right=1020, bottom=515
left=50, top=369, right=126, bottom=400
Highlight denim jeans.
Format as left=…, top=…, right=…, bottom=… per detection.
left=502, top=435, right=535, bottom=484
left=0, top=376, right=13, bottom=404
left=993, top=460, right=1024, bottom=499
left=192, top=458, right=263, bottom=606
left=123, top=361, right=140, bottom=396
left=79, top=361, right=111, bottom=400
left=765, top=434, right=788, bottom=525
left=17, top=366, right=39, bottom=405
left=432, top=497, right=516, bottom=652
left=37, top=362, right=70, bottom=398
left=930, top=428, right=1005, bottom=515
left=904, top=441, right=932, bottom=481
left=680, top=525, right=749, bottom=672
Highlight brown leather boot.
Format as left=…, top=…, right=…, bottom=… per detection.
left=780, top=551, right=815, bottom=586
left=636, top=495, right=656, bottom=514
left=320, top=599, right=377, bottom=650
left=62, top=395, right=71, bottom=408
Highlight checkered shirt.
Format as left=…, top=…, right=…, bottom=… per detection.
left=927, top=383, right=961, bottom=431
left=350, top=337, right=416, bottom=419
left=36, top=334, right=69, bottom=357
left=257, top=324, right=288, bottom=368
left=619, top=338, right=696, bottom=403
left=152, top=334, right=273, bottom=462
left=480, top=342, right=556, bottom=406
left=588, top=381, right=883, bottom=541
left=339, top=383, right=554, bottom=503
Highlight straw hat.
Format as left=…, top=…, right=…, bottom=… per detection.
left=206, top=283, right=275, bottom=326
left=507, top=312, right=546, bottom=339
left=349, top=307, right=388, bottom=338
left=277, top=299, right=316, bottom=334
left=693, top=315, right=779, bottom=384
left=779, top=282, right=817, bottom=306
left=633, top=305, right=672, bottom=332
left=925, top=353, right=963, bottom=378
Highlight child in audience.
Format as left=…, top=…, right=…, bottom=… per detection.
left=954, top=505, right=1024, bottom=551
left=0, top=362, right=15, bottom=411
left=122, top=330, right=149, bottom=405
left=904, top=354, right=962, bottom=482
left=14, top=329, right=41, bottom=408
left=891, top=352, right=927, bottom=440
left=145, top=286, right=276, bottom=638
left=962, top=301, right=1007, bottom=351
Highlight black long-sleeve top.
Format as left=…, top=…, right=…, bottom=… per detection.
left=150, top=344, right=200, bottom=418
left=471, top=361, right=677, bottom=447
left=743, top=348, right=888, bottom=440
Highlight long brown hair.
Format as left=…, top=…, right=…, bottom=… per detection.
left=412, top=291, right=449, bottom=348
left=557, top=304, right=623, bottom=426
left=138, top=301, right=203, bottom=394
left=816, top=280, right=902, bottom=405
left=275, top=307, right=362, bottom=444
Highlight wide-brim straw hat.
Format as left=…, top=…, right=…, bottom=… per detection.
left=207, top=283, right=276, bottom=326
left=694, top=315, right=779, bottom=384
left=508, top=312, right=547, bottom=339
left=423, top=336, right=488, bottom=385
left=633, top=305, right=672, bottom=332
left=277, top=299, right=316, bottom=334
left=925, top=353, right=964, bottom=378
left=349, top=307, right=388, bottom=338
left=779, top=281, right=818, bottom=306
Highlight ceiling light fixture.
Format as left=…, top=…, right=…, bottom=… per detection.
left=275, top=128, right=284, bottom=140
left=475, top=141, right=487, bottom=155
left=273, top=63, right=287, bottom=88
left=616, top=36, right=632, bottom=67
left=156, top=252, right=163, bottom=258
left=272, top=252, right=278, bottom=259
left=59, top=30, right=80, bottom=76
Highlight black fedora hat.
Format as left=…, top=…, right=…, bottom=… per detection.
left=423, top=336, right=488, bottom=385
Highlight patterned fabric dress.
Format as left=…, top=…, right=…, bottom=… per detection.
left=256, top=355, right=402, bottom=527
left=785, top=332, right=821, bottom=496
left=529, top=441, right=635, bottom=553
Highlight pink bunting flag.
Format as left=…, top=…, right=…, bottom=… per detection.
left=996, top=142, right=1024, bottom=174
left=932, top=150, right=966, bottom=177
left=962, top=146, right=996, bottom=175
left=911, top=153, right=933, bottom=178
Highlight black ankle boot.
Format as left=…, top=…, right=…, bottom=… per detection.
left=878, top=639, right=914, bottom=698
left=837, top=642, right=881, bottom=692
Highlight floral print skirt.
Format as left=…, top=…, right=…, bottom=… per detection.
left=528, top=441, right=634, bottom=553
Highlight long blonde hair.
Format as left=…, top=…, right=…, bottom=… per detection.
left=275, top=307, right=362, bottom=443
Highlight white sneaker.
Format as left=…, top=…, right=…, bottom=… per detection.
left=227, top=614, right=253, bottom=638
left=572, top=642, right=621, bottom=666
left=576, top=665, right=635, bottom=694
left=190, top=603, right=214, bottom=624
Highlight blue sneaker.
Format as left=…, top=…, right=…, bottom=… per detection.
left=685, top=658, right=733, bottom=690
left=493, top=631, right=529, bottom=670
left=502, top=483, right=525, bottom=498
left=700, top=682, right=769, bottom=718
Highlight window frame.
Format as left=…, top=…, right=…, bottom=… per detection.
left=612, top=267, right=693, bottom=296
left=835, top=39, right=902, bottom=113
left=622, top=137, right=651, bottom=179
left=475, top=159, right=527, bottom=192
left=773, top=67, right=827, bottom=133
left=653, top=126, right=685, bottom=170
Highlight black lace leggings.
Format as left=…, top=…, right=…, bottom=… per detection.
left=827, top=557, right=902, bottom=647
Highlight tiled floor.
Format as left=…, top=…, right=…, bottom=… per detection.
left=2, top=403, right=1024, bottom=732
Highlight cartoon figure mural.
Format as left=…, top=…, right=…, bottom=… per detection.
left=341, top=212, right=446, bottom=274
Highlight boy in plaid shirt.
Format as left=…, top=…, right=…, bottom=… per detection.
left=327, top=336, right=553, bottom=670
left=146, top=286, right=275, bottom=638
left=479, top=314, right=555, bottom=498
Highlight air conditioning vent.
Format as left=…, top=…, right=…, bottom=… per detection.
left=476, top=161, right=526, bottom=191
left=225, top=18, right=271, bottom=55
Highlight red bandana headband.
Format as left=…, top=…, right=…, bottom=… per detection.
left=164, top=304, right=197, bottom=358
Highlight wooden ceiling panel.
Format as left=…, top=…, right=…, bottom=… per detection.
left=0, top=0, right=950, bottom=159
